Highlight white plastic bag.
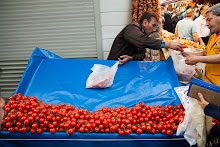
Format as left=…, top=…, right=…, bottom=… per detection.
left=171, top=51, right=195, bottom=83
left=175, top=86, right=211, bottom=147
left=176, top=96, right=198, bottom=146
left=175, top=86, right=197, bottom=146
left=86, top=62, right=119, bottom=88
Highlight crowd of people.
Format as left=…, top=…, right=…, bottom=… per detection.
left=162, top=4, right=212, bottom=46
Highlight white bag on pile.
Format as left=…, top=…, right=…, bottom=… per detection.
left=86, top=62, right=119, bottom=88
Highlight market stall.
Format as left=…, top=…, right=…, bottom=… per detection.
left=0, top=48, right=190, bottom=147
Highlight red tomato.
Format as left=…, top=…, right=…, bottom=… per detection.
left=166, top=129, right=172, bottom=135
left=8, top=127, right=14, bottom=133
left=136, top=128, right=143, bottom=134
left=50, top=128, right=55, bottom=134
left=118, top=130, right=124, bottom=135
left=124, top=129, right=130, bottom=135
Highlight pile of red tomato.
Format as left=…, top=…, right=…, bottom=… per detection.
left=0, top=93, right=185, bottom=136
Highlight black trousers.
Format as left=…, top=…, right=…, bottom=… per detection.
left=206, top=123, right=220, bottom=147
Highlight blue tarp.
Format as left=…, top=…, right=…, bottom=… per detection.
left=0, top=48, right=189, bottom=147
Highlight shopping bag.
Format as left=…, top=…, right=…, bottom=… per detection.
left=86, top=61, right=119, bottom=88
left=176, top=94, right=197, bottom=146
left=171, top=51, right=195, bottom=83
left=175, top=86, right=212, bottom=147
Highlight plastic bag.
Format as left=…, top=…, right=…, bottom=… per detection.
left=175, top=86, right=212, bottom=147
left=171, top=51, right=195, bottom=83
left=176, top=95, right=198, bottom=146
left=86, top=62, right=119, bottom=88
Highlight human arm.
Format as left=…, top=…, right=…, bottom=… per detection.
left=192, top=32, right=199, bottom=43
left=118, top=47, right=146, bottom=65
left=194, top=18, right=201, bottom=39
left=175, top=30, right=178, bottom=37
left=185, top=53, right=220, bottom=65
left=197, top=93, right=220, bottom=122
left=204, top=104, right=220, bottom=122
left=192, top=22, right=199, bottom=42
left=164, top=41, right=182, bottom=51
left=124, top=24, right=162, bottom=50
left=199, top=38, right=206, bottom=47
left=118, top=55, right=133, bottom=65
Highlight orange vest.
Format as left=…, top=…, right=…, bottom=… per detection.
left=203, top=34, right=220, bottom=86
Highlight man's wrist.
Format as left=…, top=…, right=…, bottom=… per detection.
left=160, top=41, right=166, bottom=48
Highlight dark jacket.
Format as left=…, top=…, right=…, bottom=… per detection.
left=163, top=13, right=175, bottom=33
left=205, top=103, right=220, bottom=122
left=107, top=22, right=162, bottom=61
left=172, top=15, right=179, bottom=31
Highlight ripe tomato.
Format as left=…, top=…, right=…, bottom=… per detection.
left=166, top=129, right=172, bottom=135
left=50, top=128, right=55, bottom=134
left=161, top=129, right=166, bottom=134
left=86, top=123, right=92, bottom=129
left=30, top=129, right=36, bottom=134
left=136, top=128, right=142, bottom=134
left=68, top=128, right=74, bottom=134
left=176, top=104, right=183, bottom=109
left=64, top=123, right=70, bottom=129
left=8, top=127, right=14, bottom=133
left=31, top=124, right=38, bottom=129
left=118, top=130, right=124, bottom=135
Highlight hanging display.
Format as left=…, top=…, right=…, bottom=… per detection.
left=131, top=0, right=161, bottom=22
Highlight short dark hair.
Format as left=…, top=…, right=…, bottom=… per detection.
left=139, top=12, right=158, bottom=24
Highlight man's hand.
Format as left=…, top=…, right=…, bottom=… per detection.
left=118, top=55, right=133, bottom=65
left=185, top=55, right=199, bottom=65
left=197, top=93, right=209, bottom=109
left=166, top=42, right=182, bottom=51
left=181, top=51, right=191, bottom=57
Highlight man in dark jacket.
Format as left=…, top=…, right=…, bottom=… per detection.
left=164, top=13, right=174, bottom=33
left=107, top=12, right=182, bottom=65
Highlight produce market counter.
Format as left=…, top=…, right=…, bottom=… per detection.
left=0, top=48, right=190, bottom=147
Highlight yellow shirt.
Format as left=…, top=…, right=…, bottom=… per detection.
left=203, top=34, right=220, bottom=86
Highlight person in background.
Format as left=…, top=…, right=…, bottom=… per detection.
left=175, top=8, right=199, bottom=43
left=107, top=12, right=182, bottom=65
left=185, top=4, right=220, bottom=86
left=194, top=5, right=210, bottom=46
left=163, top=13, right=175, bottom=33
left=179, top=5, right=191, bottom=20
left=0, top=97, right=5, bottom=126
left=172, top=11, right=180, bottom=32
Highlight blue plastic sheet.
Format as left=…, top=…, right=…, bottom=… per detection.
left=15, top=48, right=181, bottom=111
left=0, top=48, right=189, bottom=147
